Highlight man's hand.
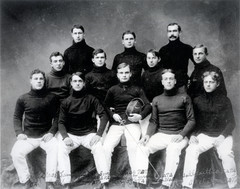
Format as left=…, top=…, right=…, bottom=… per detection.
left=189, top=136, right=198, bottom=144
left=90, top=135, right=101, bottom=146
left=17, top=134, right=27, bottom=140
left=138, top=135, right=150, bottom=146
left=171, top=134, right=183, bottom=143
left=63, top=137, right=74, bottom=147
left=42, top=133, right=53, bottom=142
left=113, top=114, right=122, bottom=123
left=213, top=135, right=225, bottom=147
left=128, top=113, right=142, bottom=122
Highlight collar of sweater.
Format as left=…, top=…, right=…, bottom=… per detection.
left=92, top=65, right=108, bottom=73
left=123, top=46, right=138, bottom=54
left=148, top=64, right=162, bottom=73
left=50, top=69, right=66, bottom=77
left=168, top=38, right=181, bottom=46
left=203, top=89, right=222, bottom=100
left=119, top=81, right=132, bottom=88
left=72, top=88, right=87, bottom=98
left=163, top=88, right=177, bottom=96
left=29, top=88, right=47, bottom=97
left=72, top=39, right=87, bottom=48
left=195, top=59, right=211, bottom=69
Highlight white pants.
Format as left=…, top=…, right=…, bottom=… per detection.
left=11, top=137, right=58, bottom=183
left=103, top=124, right=141, bottom=182
left=139, top=114, right=151, bottom=137
left=182, top=134, right=237, bottom=189
left=136, top=133, right=188, bottom=186
left=57, top=133, right=109, bottom=185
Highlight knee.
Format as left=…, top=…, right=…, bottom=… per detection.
left=218, top=150, right=235, bottom=160
left=185, top=145, right=199, bottom=158
left=166, top=144, right=182, bottom=156
left=11, top=141, right=26, bottom=159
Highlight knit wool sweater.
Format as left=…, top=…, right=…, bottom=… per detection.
left=64, top=39, right=94, bottom=74
left=85, top=65, right=118, bottom=102
left=104, top=81, right=152, bottom=125
left=149, top=88, right=195, bottom=137
left=46, top=69, right=71, bottom=100
left=159, top=38, right=193, bottom=87
left=193, top=91, right=235, bottom=137
left=141, top=64, right=164, bottom=102
left=13, top=89, right=59, bottom=138
left=58, top=89, right=108, bottom=139
left=112, top=47, right=148, bottom=85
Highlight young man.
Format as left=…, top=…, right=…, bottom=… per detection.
left=103, top=63, right=152, bottom=185
left=46, top=51, right=71, bottom=101
left=188, top=44, right=227, bottom=98
left=182, top=71, right=237, bottom=189
left=135, top=69, right=195, bottom=189
left=57, top=72, right=109, bottom=189
left=85, top=49, right=118, bottom=103
left=64, top=25, right=94, bottom=74
left=112, top=31, right=148, bottom=86
left=11, top=69, right=59, bottom=189
left=159, top=23, right=194, bottom=92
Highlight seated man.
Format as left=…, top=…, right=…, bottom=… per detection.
left=57, top=72, right=109, bottom=189
left=135, top=69, right=195, bottom=189
left=182, top=71, right=237, bottom=189
left=103, top=63, right=152, bottom=187
left=11, top=69, right=59, bottom=189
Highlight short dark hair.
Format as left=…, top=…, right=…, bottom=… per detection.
left=117, top=63, right=131, bottom=71
left=202, top=71, right=220, bottom=84
left=167, top=23, right=181, bottom=32
left=193, top=44, right=208, bottom=55
left=71, top=24, right=85, bottom=33
left=122, top=30, right=136, bottom=39
left=70, top=72, right=85, bottom=82
left=30, top=69, right=46, bottom=80
left=161, top=69, right=175, bottom=76
left=49, top=51, right=64, bottom=62
left=147, top=49, right=160, bottom=58
left=92, top=49, right=107, bottom=59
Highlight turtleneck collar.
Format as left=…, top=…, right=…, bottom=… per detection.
left=72, top=39, right=87, bottom=47
left=148, top=63, right=162, bottom=73
left=124, top=46, right=137, bottom=54
left=119, top=80, right=132, bottom=88
left=29, top=87, right=47, bottom=97
left=163, top=87, right=177, bottom=96
left=203, top=88, right=221, bottom=100
left=195, top=59, right=211, bottom=68
left=168, top=38, right=181, bottom=46
left=72, top=88, right=87, bottom=98
left=50, top=68, right=66, bottom=77
left=92, top=64, right=108, bottom=73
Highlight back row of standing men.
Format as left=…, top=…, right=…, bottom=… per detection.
left=11, top=23, right=237, bottom=189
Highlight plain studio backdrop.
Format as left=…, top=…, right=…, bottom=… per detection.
left=1, top=0, right=240, bottom=175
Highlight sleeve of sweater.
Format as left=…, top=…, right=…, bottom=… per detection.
left=63, top=50, right=70, bottom=73
left=58, top=100, right=69, bottom=139
left=138, top=88, right=152, bottom=119
left=13, top=97, right=24, bottom=136
left=221, top=98, right=235, bottom=137
left=104, top=88, right=115, bottom=118
left=111, top=55, right=119, bottom=71
left=93, top=97, right=109, bottom=137
left=179, top=95, right=196, bottom=137
left=218, top=68, right=227, bottom=96
left=48, top=95, right=60, bottom=135
left=146, top=99, right=158, bottom=136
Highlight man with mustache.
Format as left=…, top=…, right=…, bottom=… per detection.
left=159, top=23, right=194, bottom=93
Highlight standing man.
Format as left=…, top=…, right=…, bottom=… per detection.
left=188, top=44, right=227, bottom=98
left=11, top=69, right=59, bottom=189
left=112, top=30, right=148, bottom=86
left=159, top=23, right=194, bottom=92
left=64, top=25, right=94, bottom=74
left=135, top=69, right=195, bottom=189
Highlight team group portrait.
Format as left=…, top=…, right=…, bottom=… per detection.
left=1, top=0, right=240, bottom=189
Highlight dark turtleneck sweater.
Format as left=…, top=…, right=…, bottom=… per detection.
left=159, top=38, right=194, bottom=87
left=141, top=64, right=164, bottom=102
left=104, top=81, right=152, bottom=125
left=112, top=46, right=148, bottom=86
left=193, top=91, right=235, bottom=137
left=58, top=89, right=108, bottom=139
left=188, top=59, right=227, bottom=99
left=64, top=39, right=94, bottom=74
left=147, top=88, right=195, bottom=137
left=46, top=69, right=71, bottom=100
left=85, top=65, right=118, bottom=102
left=13, top=88, right=59, bottom=138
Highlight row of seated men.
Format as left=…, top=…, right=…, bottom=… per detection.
left=5, top=23, right=238, bottom=189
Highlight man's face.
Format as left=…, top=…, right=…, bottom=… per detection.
left=30, top=73, right=45, bottom=90
left=71, top=28, right=85, bottom=43
left=71, top=75, right=85, bottom=91
left=92, top=53, right=106, bottom=67
left=161, top=72, right=176, bottom=90
left=193, top=47, right=207, bottom=64
left=117, top=65, right=132, bottom=83
left=122, top=34, right=136, bottom=48
left=167, top=25, right=180, bottom=41
left=50, top=56, right=65, bottom=71
left=146, top=52, right=160, bottom=68
left=203, top=75, right=219, bottom=93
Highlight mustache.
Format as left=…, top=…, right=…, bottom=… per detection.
left=170, top=35, right=177, bottom=38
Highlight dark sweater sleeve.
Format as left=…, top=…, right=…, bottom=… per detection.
left=221, top=98, right=235, bottom=137
left=147, top=99, right=158, bottom=136
left=112, top=55, right=119, bottom=71
left=13, top=97, right=24, bottom=136
left=48, top=96, right=60, bottom=135
left=63, top=50, right=70, bottom=74
left=138, top=88, right=152, bottom=119
left=179, top=95, right=196, bottom=137
left=58, top=100, right=69, bottom=139
left=104, top=88, right=115, bottom=118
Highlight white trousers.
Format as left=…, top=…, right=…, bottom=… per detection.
left=11, top=137, right=58, bottom=183
left=136, top=133, right=188, bottom=186
left=103, top=124, right=141, bottom=182
left=57, top=133, right=109, bottom=185
left=182, top=134, right=237, bottom=189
